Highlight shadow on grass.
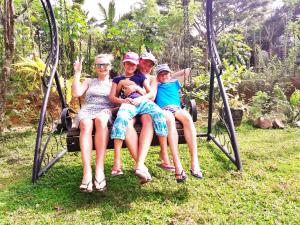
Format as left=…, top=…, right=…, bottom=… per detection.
left=1, top=163, right=189, bottom=218
left=205, top=143, right=236, bottom=172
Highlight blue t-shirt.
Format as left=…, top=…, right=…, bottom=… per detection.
left=155, top=79, right=181, bottom=108
left=113, top=72, right=146, bottom=99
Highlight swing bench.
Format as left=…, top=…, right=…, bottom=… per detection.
left=32, top=0, right=242, bottom=183
left=64, top=98, right=198, bottom=152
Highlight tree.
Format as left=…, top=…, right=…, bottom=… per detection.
left=0, top=0, right=41, bottom=132
left=98, top=0, right=116, bottom=30
left=193, top=0, right=272, bottom=41
left=0, top=0, right=15, bottom=132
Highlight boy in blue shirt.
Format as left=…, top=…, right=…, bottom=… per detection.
left=155, top=64, right=203, bottom=179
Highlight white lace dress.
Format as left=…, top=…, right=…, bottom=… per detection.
left=74, top=78, right=115, bottom=128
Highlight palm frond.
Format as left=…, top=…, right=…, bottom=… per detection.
left=98, top=2, right=108, bottom=21
left=108, top=0, right=116, bottom=25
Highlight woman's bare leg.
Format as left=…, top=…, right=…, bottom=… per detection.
left=79, top=119, right=94, bottom=184
left=135, top=114, right=153, bottom=170
left=94, top=115, right=109, bottom=183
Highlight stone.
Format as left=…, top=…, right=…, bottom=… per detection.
left=272, top=119, right=285, bottom=129
left=294, top=121, right=300, bottom=128
left=253, top=117, right=273, bottom=129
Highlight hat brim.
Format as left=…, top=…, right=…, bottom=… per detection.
left=122, top=59, right=139, bottom=65
left=140, top=57, right=156, bottom=64
left=157, top=69, right=171, bottom=75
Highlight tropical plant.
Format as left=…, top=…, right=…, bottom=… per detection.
left=12, top=55, right=46, bottom=94
left=248, top=85, right=300, bottom=123
left=287, top=90, right=300, bottom=123
left=98, top=0, right=116, bottom=30
left=189, top=73, right=210, bottom=104
left=249, top=90, right=269, bottom=119
left=218, top=30, right=252, bottom=67
left=57, top=2, right=89, bottom=76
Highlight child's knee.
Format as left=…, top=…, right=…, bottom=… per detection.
left=111, top=127, right=126, bottom=140
left=116, top=113, right=132, bottom=122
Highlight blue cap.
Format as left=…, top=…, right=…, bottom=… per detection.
left=156, top=64, right=171, bottom=75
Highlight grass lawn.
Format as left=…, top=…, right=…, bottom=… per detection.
left=0, top=125, right=299, bottom=224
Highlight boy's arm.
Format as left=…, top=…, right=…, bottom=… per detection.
left=171, top=68, right=191, bottom=84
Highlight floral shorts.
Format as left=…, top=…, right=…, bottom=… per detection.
left=162, top=105, right=181, bottom=114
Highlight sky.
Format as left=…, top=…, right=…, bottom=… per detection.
left=82, top=0, right=142, bottom=21
left=82, top=0, right=284, bottom=21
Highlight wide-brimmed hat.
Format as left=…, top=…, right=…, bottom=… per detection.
left=156, top=64, right=171, bottom=75
left=140, top=52, right=157, bottom=64
left=122, top=52, right=139, bottom=65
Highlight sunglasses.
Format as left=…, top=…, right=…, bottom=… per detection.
left=96, top=63, right=110, bottom=68
left=140, top=60, right=154, bottom=68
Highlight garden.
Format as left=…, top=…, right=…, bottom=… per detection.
left=0, top=0, right=299, bottom=224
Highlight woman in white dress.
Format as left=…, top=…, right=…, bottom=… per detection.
left=72, top=54, right=119, bottom=192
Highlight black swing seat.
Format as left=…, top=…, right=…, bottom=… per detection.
left=65, top=99, right=197, bottom=152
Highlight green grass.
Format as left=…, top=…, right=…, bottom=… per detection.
left=0, top=126, right=299, bottom=224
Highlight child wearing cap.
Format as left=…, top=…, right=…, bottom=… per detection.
left=138, top=53, right=189, bottom=182
left=109, top=52, right=168, bottom=183
left=155, top=64, right=203, bottom=179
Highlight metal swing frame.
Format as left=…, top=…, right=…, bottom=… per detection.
left=202, top=0, right=242, bottom=170
left=32, top=0, right=242, bottom=183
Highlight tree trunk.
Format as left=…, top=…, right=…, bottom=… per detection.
left=0, top=0, right=15, bottom=132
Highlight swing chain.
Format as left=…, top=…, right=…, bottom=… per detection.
left=182, top=0, right=191, bottom=86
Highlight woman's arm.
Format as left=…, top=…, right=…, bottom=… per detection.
left=71, top=57, right=89, bottom=97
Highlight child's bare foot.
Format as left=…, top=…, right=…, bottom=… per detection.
left=157, top=162, right=175, bottom=171
left=111, top=166, right=123, bottom=176
left=190, top=169, right=203, bottom=179
left=175, top=170, right=187, bottom=183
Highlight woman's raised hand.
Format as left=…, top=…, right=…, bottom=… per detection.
left=74, top=56, right=84, bottom=74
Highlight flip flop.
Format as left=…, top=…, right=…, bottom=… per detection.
left=79, top=180, right=93, bottom=192
left=134, top=169, right=152, bottom=184
left=157, top=163, right=176, bottom=171
left=190, top=169, right=203, bottom=179
left=111, top=168, right=124, bottom=177
left=175, top=170, right=187, bottom=183
left=94, top=178, right=107, bottom=192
